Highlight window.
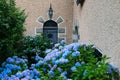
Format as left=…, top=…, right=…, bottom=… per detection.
left=58, top=28, right=65, bottom=33
left=35, top=27, right=43, bottom=35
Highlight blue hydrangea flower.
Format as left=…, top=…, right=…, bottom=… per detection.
left=62, top=50, right=70, bottom=58
left=30, top=64, right=35, bottom=69
left=83, top=70, right=87, bottom=76
left=51, top=64, right=57, bottom=71
left=10, top=75, right=19, bottom=80
left=2, top=68, right=12, bottom=74
left=6, top=57, right=14, bottom=63
left=15, top=61, right=21, bottom=64
left=36, top=78, right=41, bottom=80
left=107, top=68, right=112, bottom=73
left=55, top=58, right=69, bottom=64
left=45, top=49, right=51, bottom=53
left=16, top=72, right=24, bottom=78
left=52, top=57, right=56, bottom=64
left=73, top=43, right=81, bottom=51
left=72, top=51, right=80, bottom=57
left=81, top=61, right=85, bottom=65
left=75, top=62, right=81, bottom=67
left=71, top=66, right=76, bottom=72
left=54, top=43, right=60, bottom=48
left=55, top=52, right=61, bottom=58
left=59, top=46, right=63, bottom=50
left=60, top=40, right=65, bottom=45
left=57, top=67, right=63, bottom=72
left=35, top=63, right=41, bottom=68
left=24, top=59, right=28, bottom=63
left=49, top=71, right=54, bottom=76
left=61, top=71, right=67, bottom=76
left=33, top=69, right=40, bottom=77
left=65, top=44, right=73, bottom=50
left=12, top=56, right=18, bottom=59
left=35, top=55, right=43, bottom=62
left=22, top=69, right=30, bottom=76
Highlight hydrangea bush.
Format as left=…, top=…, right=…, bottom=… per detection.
left=19, top=35, right=53, bottom=67
left=0, top=40, right=119, bottom=80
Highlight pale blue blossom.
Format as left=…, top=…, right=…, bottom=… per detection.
left=61, top=71, right=67, bottom=76
left=71, top=66, right=76, bottom=72
left=57, top=67, right=63, bottom=72
left=60, top=40, right=65, bottom=45
left=55, top=58, right=69, bottom=64
left=72, top=51, right=80, bottom=57
left=73, top=43, right=81, bottom=51
left=62, top=50, right=70, bottom=58
left=45, top=49, right=52, bottom=53
left=75, top=62, right=81, bottom=67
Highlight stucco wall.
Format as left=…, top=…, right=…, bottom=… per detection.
left=79, top=0, right=120, bottom=68
left=15, top=0, right=74, bottom=44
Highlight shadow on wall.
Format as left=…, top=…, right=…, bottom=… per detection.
left=76, top=0, right=85, bottom=7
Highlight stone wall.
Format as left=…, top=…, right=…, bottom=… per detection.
left=15, top=0, right=74, bottom=44
left=79, top=0, right=120, bottom=68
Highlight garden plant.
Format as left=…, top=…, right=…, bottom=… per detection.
left=0, top=40, right=119, bottom=80
left=0, top=0, right=26, bottom=64
left=0, top=0, right=119, bottom=80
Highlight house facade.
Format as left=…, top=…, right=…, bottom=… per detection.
left=16, top=0, right=120, bottom=68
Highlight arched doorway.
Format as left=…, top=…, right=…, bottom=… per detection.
left=43, top=20, right=58, bottom=44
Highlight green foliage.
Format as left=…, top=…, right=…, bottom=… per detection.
left=0, top=0, right=26, bottom=64
left=36, top=43, right=119, bottom=80
left=20, top=34, right=53, bottom=66
left=0, top=42, right=119, bottom=79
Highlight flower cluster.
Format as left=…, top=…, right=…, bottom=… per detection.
left=0, top=40, right=119, bottom=80
left=0, top=56, right=28, bottom=79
